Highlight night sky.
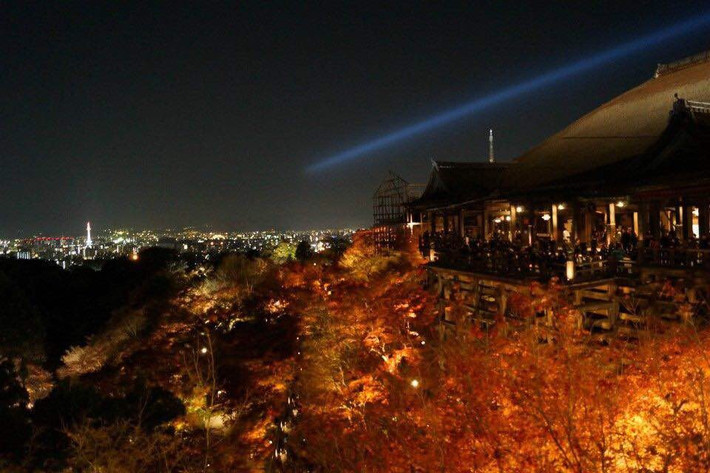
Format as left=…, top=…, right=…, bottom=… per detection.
left=2, top=2, right=709, bottom=237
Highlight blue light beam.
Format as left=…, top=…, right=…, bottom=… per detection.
left=307, top=13, right=710, bottom=172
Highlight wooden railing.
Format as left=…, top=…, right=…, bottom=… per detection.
left=573, top=259, right=609, bottom=280
left=637, top=247, right=710, bottom=269
left=428, top=242, right=710, bottom=282
left=430, top=246, right=579, bottom=281
left=655, top=51, right=710, bottom=77
left=687, top=100, right=710, bottom=115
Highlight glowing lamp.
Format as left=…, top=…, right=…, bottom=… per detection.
left=616, top=201, right=626, bottom=208
left=693, top=208, right=700, bottom=217
left=542, top=214, right=551, bottom=221
left=505, top=215, right=511, bottom=221
left=410, top=379, right=420, bottom=388
left=557, top=203, right=565, bottom=210
left=515, top=206, right=524, bottom=213
left=566, top=260, right=575, bottom=281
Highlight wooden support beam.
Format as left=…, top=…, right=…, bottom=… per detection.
left=682, top=204, right=692, bottom=240
left=526, top=204, right=535, bottom=246
left=583, top=207, right=593, bottom=244
left=638, top=202, right=649, bottom=240
left=483, top=207, right=490, bottom=241
left=675, top=204, right=683, bottom=239
left=571, top=202, right=582, bottom=243
left=650, top=201, right=661, bottom=238
left=459, top=209, right=466, bottom=238
left=551, top=204, right=558, bottom=242
left=634, top=212, right=639, bottom=236
left=608, top=202, right=616, bottom=244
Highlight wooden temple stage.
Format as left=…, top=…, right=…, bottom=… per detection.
left=372, top=51, right=710, bottom=340
left=428, top=255, right=709, bottom=341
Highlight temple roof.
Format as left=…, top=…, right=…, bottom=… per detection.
left=409, top=161, right=511, bottom=209
left=408, top=52, right=710, bottom=210
left=501, top=106, right=710, bottom=200
left=501, top=53, right=710, bottom=191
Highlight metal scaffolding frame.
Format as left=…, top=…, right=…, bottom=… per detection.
left=372, top=171, right=422, bottom=250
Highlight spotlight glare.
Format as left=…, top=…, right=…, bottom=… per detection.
left=307, top=13, right=710, bottom=172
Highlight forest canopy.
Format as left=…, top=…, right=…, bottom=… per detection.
left=1, top=235, right=710, bottom=471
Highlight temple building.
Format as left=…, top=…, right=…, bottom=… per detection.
left=394, top=51, right=710, bottom=336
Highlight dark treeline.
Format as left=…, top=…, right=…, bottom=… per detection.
left=0, top=248, right=187, bottom=469
left=0, top=248, right=181, bottom=368
left=0, top=241, right=333, bottom=471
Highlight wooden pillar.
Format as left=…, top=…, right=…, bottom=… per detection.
left=638, top=202, right=649, bottom=240
left=510, top=204, right=517, bottom=241
left=498, top=288, right=508, bottom=318
left=674, top=204, right=686, bottom=240
left=459, top=209, right=465, bottom=238
left=483, top=206, right=490, bottom=241
left=526, top=204, right=535, bottom=246
left=583, top=207, right=593, bottom=244
left=682, top=204, right=692, bottom=240
left=634, top=212, right=639, bottom=236
left=572, top=202, right=582, bottom=243
left=551, top=204, right=558, bottom=242
left=699, top=203, right=710, bottom=238
left=649, top=202, right=661, bottom=238
left=608, top=202, right=616, bottom=244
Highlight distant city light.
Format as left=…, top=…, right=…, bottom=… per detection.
left=2, top=225, right=356, bottom=269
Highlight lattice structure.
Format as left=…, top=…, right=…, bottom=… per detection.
left=372, top=172, right=422, bottom=250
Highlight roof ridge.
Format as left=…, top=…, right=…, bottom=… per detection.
left=655, top=50, right=710, bottom=77
left=435, top=160, right=512, bottom=167
left=513, top=59, right=710, bottom=165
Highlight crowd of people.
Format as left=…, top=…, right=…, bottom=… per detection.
left=421, top=231, right=577, bottom=279
left=420, top=225, right=710, bottom=279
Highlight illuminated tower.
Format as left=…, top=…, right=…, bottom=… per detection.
left=488, top=129, right=495, bottom=163
left=86, top=221, right=92, bottom=248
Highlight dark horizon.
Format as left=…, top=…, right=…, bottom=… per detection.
left=3, top=1, right=710, bottom=238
